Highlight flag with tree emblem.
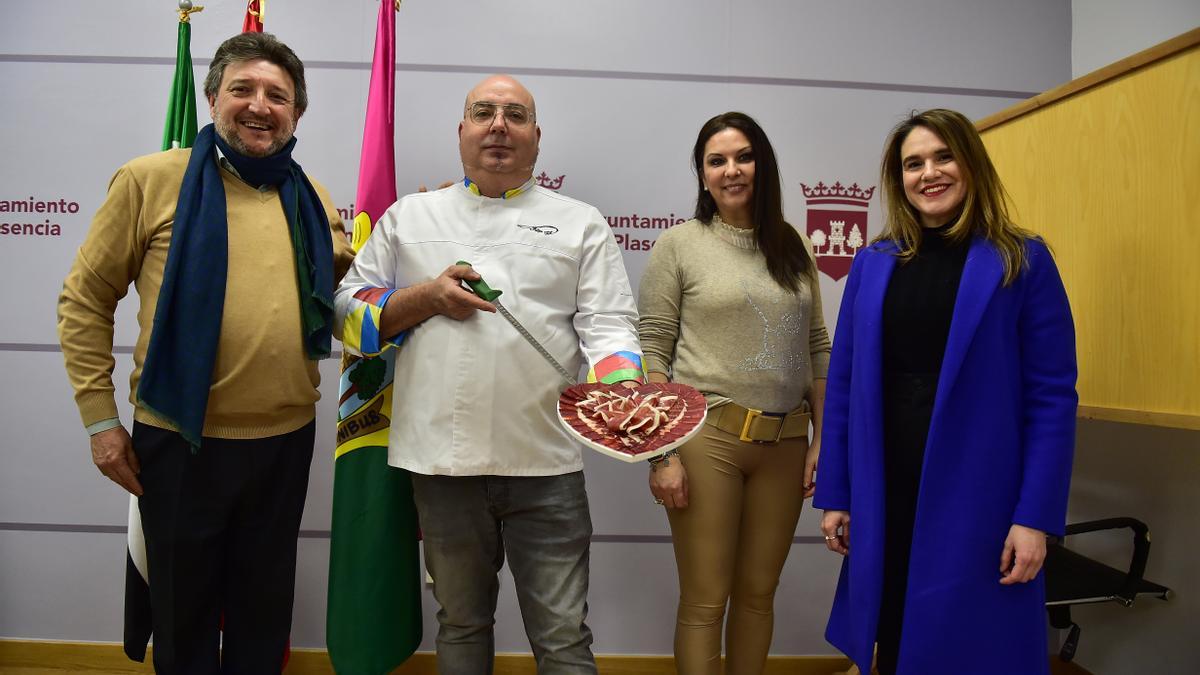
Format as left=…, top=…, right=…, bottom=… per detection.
left=326, top=2, right=423, bottom=673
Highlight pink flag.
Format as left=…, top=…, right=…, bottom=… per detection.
left=351, top=0, right=397, bottom=248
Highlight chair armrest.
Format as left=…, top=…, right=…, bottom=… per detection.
left=1061, top=517, right=1151, bottom=604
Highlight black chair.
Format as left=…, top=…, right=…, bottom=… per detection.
left=1044, top=517, right=1172, bottom=662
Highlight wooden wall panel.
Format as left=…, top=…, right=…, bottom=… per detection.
left=978, top=37, right=1200, bottom=429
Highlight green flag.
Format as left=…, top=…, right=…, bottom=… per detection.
left=162, top=11, right=199, bottom=150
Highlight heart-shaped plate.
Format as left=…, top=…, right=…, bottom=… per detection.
left=557, top=382, right=708, bottom=462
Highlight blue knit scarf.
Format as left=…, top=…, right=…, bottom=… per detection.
left=138, top=124, right=334, bottom=448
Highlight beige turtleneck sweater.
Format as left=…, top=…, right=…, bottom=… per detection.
left=637, top=217, right=830, bottom=413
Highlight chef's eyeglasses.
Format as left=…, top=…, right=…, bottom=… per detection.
left=466, top=102, right=535, bottom=128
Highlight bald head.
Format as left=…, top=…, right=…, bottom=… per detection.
left=458, top=74, right=541, bottom=197
left=463, top=74, right=536, bottom=117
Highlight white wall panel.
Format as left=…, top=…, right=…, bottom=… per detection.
left=1071, top=0, right=1200, bottom=77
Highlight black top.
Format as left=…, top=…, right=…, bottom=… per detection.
left=880, top=222, right=969, bottom=479
left=880, top=222, right=969, bottom=474
left=882, top=224, right=970, bottom=376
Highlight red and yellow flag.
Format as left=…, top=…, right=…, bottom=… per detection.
left=242, top=0, right=264, bottom=32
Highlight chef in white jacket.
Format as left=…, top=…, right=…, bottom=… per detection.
left=334, top=74, right=644, bottom=675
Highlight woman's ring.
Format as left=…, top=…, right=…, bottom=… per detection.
left=654, top=498, right=665, bottom=505
left=824, top=534, right=837, bottom=540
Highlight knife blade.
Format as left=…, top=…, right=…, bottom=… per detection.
left=457, top=260, right=578, bottom=386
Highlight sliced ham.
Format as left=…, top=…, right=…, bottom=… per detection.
left=557, top=383, right=708, bottom=462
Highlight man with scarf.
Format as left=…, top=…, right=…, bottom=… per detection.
left=57, top=32, right=353, bottom=673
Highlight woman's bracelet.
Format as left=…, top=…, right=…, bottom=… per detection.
left=648, top=448, right=680, bottom=470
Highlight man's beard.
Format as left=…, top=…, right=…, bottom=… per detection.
left=214, top=115, right=292, bottom=158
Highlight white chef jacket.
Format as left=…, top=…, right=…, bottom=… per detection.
left=334, top=178, right=643, bottom=476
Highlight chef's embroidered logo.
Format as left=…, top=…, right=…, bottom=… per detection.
left=801, top=181, right=875, bottom=281
left=517, top=223, right=559, bottom=236
left=535, top=172, right=565, bottom=191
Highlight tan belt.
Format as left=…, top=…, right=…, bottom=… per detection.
left=705, top=403, right=810, bottom=443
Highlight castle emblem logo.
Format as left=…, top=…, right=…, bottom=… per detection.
left=801, top=181, right=875, bottom=281
left=535, top=172, right=565, bottom=191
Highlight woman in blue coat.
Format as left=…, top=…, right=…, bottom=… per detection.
left=813, top=109, right=1077, bottom=675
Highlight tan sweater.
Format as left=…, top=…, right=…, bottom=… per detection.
left=58, top=148, right=354, bottom=439
left=638, top=218, right=831, bottom=413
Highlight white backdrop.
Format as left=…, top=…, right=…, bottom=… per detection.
left=0, top=0, right=1071, bottom=655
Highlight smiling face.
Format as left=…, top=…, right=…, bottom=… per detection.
left=207, top=58, right=299, bottom=157
left=701, top=128, right=756, bottom=226
left=899, top=125, right=966, bottom=228
left=458, top=75, right=540, bottom=190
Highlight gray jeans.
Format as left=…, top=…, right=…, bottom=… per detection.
left=411, top=471, right=598, bottom=675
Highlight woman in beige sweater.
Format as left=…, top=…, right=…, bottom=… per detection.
left=638, top=111, right=830, bottom=674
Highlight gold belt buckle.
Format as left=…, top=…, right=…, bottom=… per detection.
left=739, top=408, right=784, bottom=443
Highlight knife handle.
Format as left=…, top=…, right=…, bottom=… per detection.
left=455, top=260, right=503, bottom=301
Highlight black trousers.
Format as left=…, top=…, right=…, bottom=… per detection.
left=876, top=374, right=937, bottom=675
left=133, top=420, right=315, bottom=675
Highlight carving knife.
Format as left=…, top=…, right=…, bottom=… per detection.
left=457, top=260, right=578, bottom=386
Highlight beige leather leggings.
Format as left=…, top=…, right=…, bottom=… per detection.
left=666, top=424, right=808, bottom=675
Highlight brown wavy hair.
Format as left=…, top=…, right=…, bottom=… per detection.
left=692, top=112, right=810, bottom=292
left=204, top=32, right=308, bottom=115
left=877, top=108, right=1032, bottom=285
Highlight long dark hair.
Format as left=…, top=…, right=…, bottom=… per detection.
left=692, top=112, right=809, bottom=291
left=878, top=109, right=1031, bottom=285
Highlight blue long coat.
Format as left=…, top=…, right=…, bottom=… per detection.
left=813, top=236, right=1077, bottom=675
